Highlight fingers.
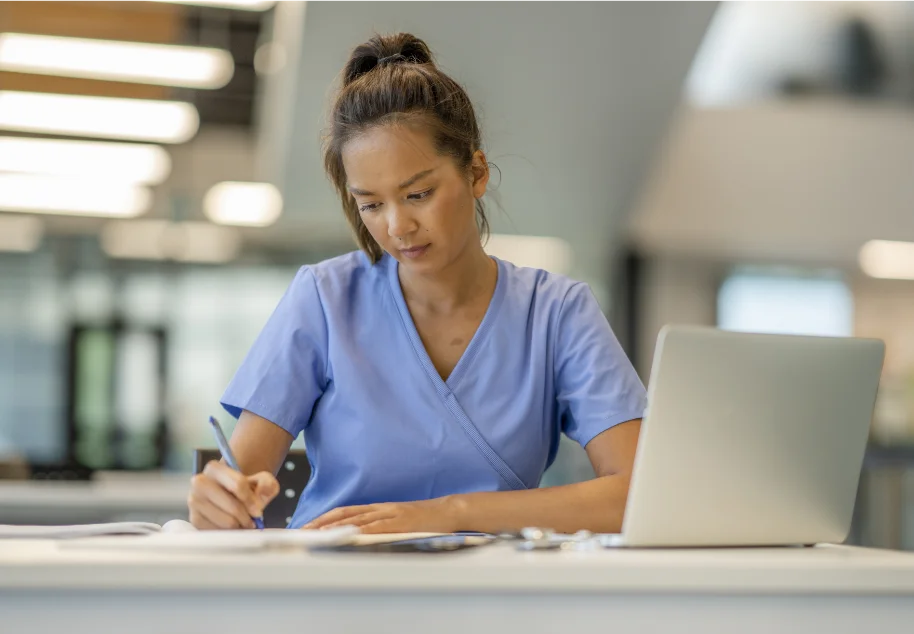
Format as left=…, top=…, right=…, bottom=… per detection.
left=190, top=494, right=248, bottom=530
left=189, top=511, right=218, bottom=530
left=202, top=460, right=264, bottom=518
left=358, top=519, right=403, bottom=535
left=188, top=461, right=272, bottom=530
left=321, top=511, right=389, bottom=530
left=204, top=479, right=256, bottom=528
left=247, top=472, right=280, bottom=506
left=188, top=475, right=252, bottom=529
left=303, top=504, right=375, bottom=529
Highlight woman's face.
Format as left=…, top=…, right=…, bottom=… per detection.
left=342, top=123, right=488, bottom=272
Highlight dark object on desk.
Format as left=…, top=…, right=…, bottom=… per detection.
left=316, top=535, right=494, bottom=554
left=193, top=448, right=310, bottom=529
left=26, top=462, right=94, bottom=481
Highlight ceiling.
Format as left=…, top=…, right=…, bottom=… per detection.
left=254, top=1, right=717, bottom=285
left=0, top=2, right=717, bottom=286
left=630, top=100, right=914, bottom=266
left=631, top=2, right=914, bottom=269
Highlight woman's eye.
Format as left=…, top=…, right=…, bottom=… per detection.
left=359, top=202, right=380, bottom=213
left=408, top=189, right=433, bottom=201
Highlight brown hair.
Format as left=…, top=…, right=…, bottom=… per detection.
left=322, top=33, right=490, bottom=263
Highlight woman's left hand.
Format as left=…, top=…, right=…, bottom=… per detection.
left=302, top=496, right=462, bottom=534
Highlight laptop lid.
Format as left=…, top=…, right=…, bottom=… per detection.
left=621, top=326, right=884, bottom=548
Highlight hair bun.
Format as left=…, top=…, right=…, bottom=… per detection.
left=344, top=33, right=434, bottom=86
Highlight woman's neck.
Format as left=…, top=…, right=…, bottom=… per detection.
left=398, top=245, right=496, bottom=313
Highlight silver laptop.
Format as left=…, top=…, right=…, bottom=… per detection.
left=609, top=325, right=884, bottom=548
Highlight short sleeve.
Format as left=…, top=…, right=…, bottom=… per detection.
left=220, top=266, right=329, bottom=439
left=555, top=283, right=647, bottom=447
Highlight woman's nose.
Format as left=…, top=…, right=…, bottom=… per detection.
left=386, top=205, right=417, bottom=239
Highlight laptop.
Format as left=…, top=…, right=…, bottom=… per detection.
left=605, top=325, right=884, bottom=548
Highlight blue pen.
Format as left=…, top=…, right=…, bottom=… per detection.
left=208, top=416, right=265, bottom=530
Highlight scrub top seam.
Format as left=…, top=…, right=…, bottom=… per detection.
left=446, top=256, right=507, bottom=392
left=302, top=266, right=332, bottom=384
left=385, top=256, right=451, bottom=398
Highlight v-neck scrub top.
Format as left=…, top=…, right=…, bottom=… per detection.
left=221, top=251, right=647, bottom=528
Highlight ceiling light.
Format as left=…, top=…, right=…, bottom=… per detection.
left=100, top=220, right=171, bottom=261
left=0, top=91, right=199, bottom=143
left=101, top=220, right=241, bottom=263
left=203, top=181, right=283, bottom=227
left=859, top=240, right=914, bottom=281
left=0, top=174, right=151, bottom=217
left=149, top=0, right=276, bottom=10
left=484, top=234, right=573, bottom=274
left=174, top=222, right=242, bottom=262
left=0, top=136, right=171, bottom=185
left=0, top=215, right=43, bottom=252
left=0, top=33, right=234, bottom=89
left=254, top=42, right=286, bottom=76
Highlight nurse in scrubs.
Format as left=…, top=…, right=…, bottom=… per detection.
left=187, top=33, right=647, bottom=534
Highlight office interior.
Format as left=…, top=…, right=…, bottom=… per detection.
left=1, top=0, right=913, bottom=553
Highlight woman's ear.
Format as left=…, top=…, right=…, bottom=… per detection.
left=470, top=150, right=489, bottom=199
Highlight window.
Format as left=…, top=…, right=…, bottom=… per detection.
left=717, top=269, right=853, bottom=337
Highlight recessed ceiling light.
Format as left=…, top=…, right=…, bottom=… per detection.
left=0, top=91, right=199, bottom=144
left=859, top=240, right=914, bottom=281
left=0, top=33, right=234, bottom=89
left=101, top=220, right=241, bottom=263
left=0, top=215, right=43, bottom=253
left=150, top=0, right=276, bottom=10
left=0, top=136, right=171, bottom=185
left=0, top=174, right=151, bottom=218
left=484, top=234, right=573, bottom=275
left=203, top=181, right=283, bottom=227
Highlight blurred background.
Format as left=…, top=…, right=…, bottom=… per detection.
left=1, top=1, right=913, bottom=548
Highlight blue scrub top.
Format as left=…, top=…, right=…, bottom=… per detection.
left=221, top=251, right=647, bottom=528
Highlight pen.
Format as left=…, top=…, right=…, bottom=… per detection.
left=208, top=415, right=265, bottom=530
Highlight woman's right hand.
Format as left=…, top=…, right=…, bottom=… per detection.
left=188, top=460, right=280, bottom=529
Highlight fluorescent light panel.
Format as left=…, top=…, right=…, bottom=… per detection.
left=0, top=33, right=234, bottom=89
left=484, top=234, right=573, bottom=275
left=203, top=181, right=283, bottom=227
left=101, top=220, right=241, bottom=263
left=859, top=240, right=914, bottom=281
left=0, top=136, right=171, bottom=185
left=150, top=0, right=276, bottom=10
left=0, top=174, right=151, bottom=217
left=0, top=215, right=43, bottom=252
left=0, top=91, right=199, bottom=144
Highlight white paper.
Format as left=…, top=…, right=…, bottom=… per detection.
left=57, top=524, right=360, bottom=552
left=0, top=522, right=162, bottom=539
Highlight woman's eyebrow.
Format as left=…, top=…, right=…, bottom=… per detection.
left=398, top=168, right=435, bottom=190
left=347, top=168, right=436, bottom=197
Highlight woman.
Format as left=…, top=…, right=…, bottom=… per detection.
left=187, top=33, right=646, bottom=535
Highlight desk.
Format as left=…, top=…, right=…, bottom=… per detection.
left=0, top=472, right=190, bottom=525
left=3, top=541, right=914, bottom=634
